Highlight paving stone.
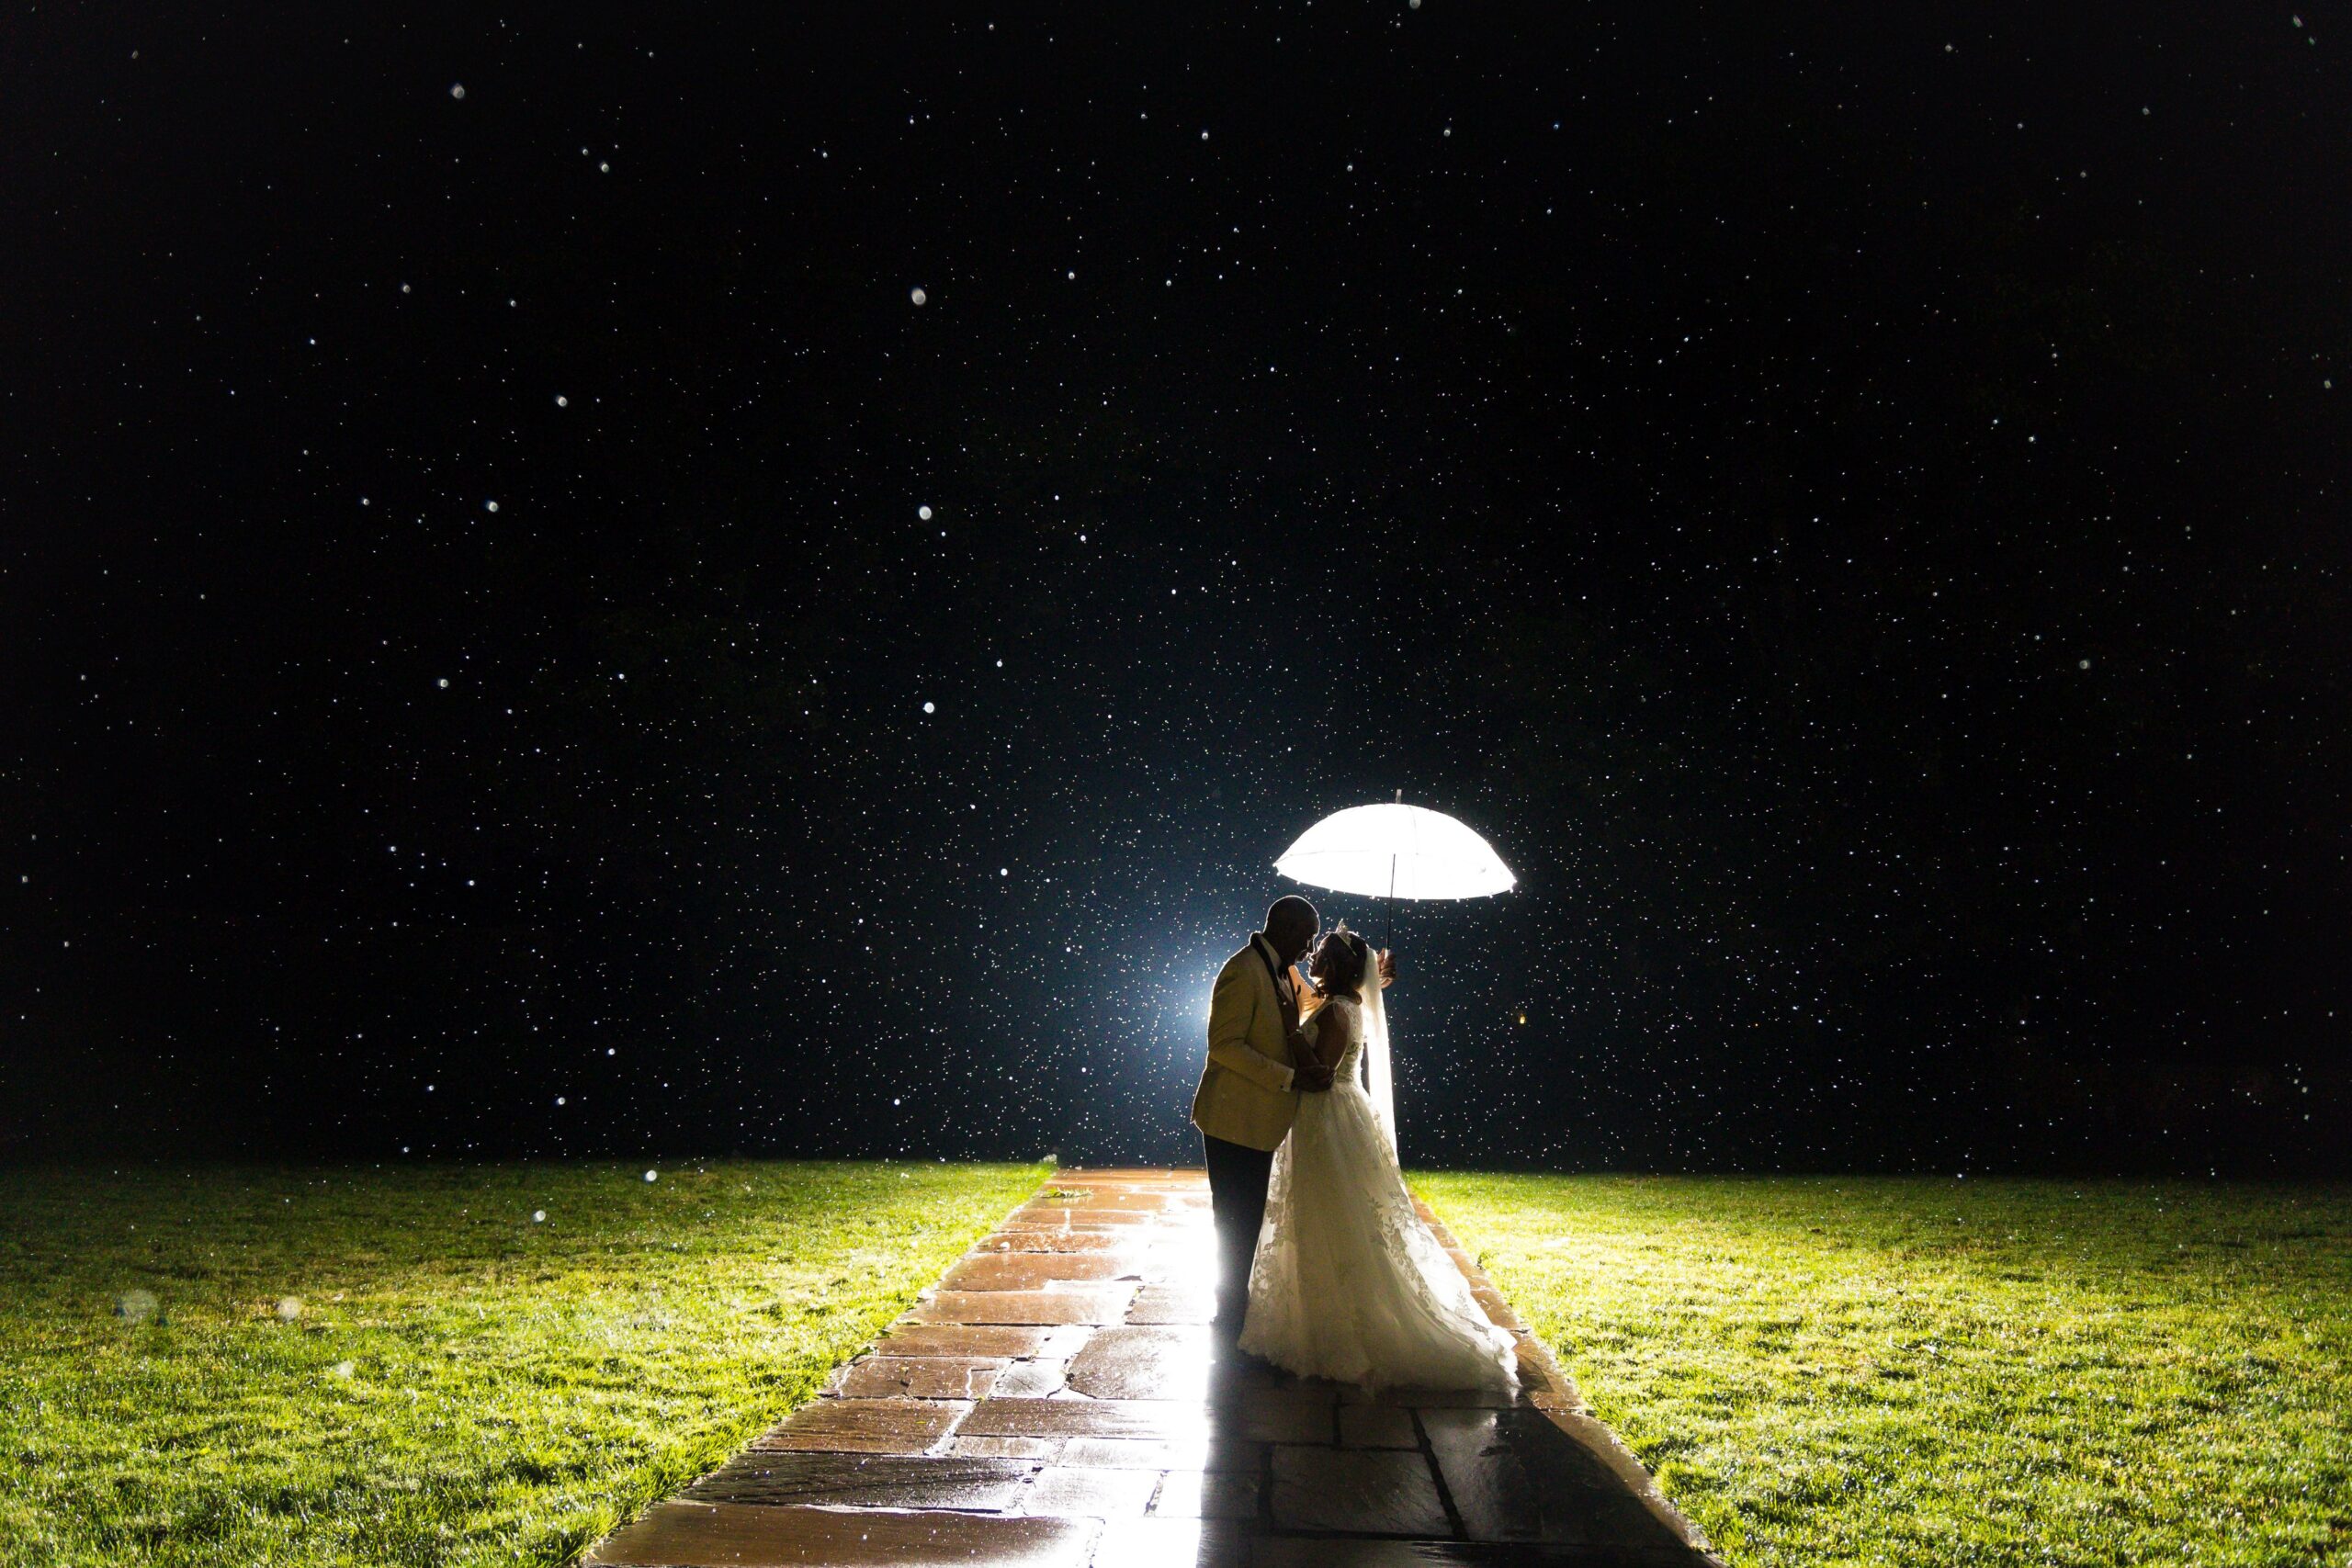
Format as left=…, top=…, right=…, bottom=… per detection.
left=953, top=1435, right=1064, bottom=1460
left=1088, top=1517, right=1250, bottom=1568
left=1037, top=1324, right=1099, bottom=1358
left=828, top=1355, right=1004, bottom=1400
left=581, top=1501, right=1096, bottom=1567
left=1046, top=1186, right=1209, bottom=1207
left=684, top=1452, right=1036, bottom=1511
left=912, top=1286, right=1137, bottom=1325
left=1126, top=1282, right=1217, bottom=1324
left=1420, top=1407, right=1688, bottom=1550
left=752, top=1397, right=968, bottom=1454
left=1002, top=1207, right=1159, bottom=1228
left=964, top=1396, right=1205, bottom=1441
left=1060, top=1436, right=1265, bottom=1473
left=992, top=1358, right=1071, bottom=1398
left=1270, top=1445, right=1451, bottom=1536
left=1148, top=1468, right=1259, bottom=1519
left=1338, top=1403, right=1420, bottom=1449
left=1020, top=1464, right=1162, bottom=1519
left=878, top=1324, right=1053, bottom=1359
left=1066, top=1325, right=1216, bottom=1400
left=1237, top=1386, right=1340, bottom=1443
left=943, top=1252, right=1145, bottom=1291
left=977, top=1231, right=1148, bottom=1255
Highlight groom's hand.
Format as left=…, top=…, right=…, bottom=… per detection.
left=1295, top=1063, right=1335, bottom=1093
left=1377, top=949, right=1397, bottom=987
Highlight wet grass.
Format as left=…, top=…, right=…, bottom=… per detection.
left=1418, top=1174, right=2352, bottom=1568
left=0, top=1159, right=1048, bottom=1567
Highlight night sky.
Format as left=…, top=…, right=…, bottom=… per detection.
left=6, top=6, right=2346, bottom=1174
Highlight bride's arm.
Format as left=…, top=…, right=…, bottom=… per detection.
left=1301, top=998, right=1351, bottom=1071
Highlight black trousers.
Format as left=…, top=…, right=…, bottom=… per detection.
left=1201, top=1131, right=1276, bottom=1336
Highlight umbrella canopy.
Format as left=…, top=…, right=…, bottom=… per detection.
left=1273, top=802, right=1516, bottom=901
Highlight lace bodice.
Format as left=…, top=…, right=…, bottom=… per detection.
left=1306, top=994, right=1363, bottom=1077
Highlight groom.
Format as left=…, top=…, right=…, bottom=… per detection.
left=1191, top=895, right=1333, bottom=1344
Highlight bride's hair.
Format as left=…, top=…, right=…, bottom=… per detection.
left=1308, top=923, right=1371, bottom=1001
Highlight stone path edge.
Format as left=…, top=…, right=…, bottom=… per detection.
left=1409, top=1197, right=1724, bottom=1564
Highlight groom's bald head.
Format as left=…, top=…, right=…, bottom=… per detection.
left=1265, top=895, right=1320, bottom=964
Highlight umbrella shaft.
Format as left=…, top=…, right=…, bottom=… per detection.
left=1385, top=854, right=1396, bottom=949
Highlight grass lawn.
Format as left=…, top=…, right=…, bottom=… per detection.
left=0, top=1158, right=1048, bottom=1568
left=1417, top=1174, right=2352, bottom=1568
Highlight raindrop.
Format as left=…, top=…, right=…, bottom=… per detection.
left=910, top=286, right=928, bottom=306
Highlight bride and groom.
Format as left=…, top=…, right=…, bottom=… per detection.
left=1190, top=895, right=1519, bottom=1393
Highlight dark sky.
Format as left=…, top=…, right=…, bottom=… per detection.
left=6, top=5, right=2346, bottom=1173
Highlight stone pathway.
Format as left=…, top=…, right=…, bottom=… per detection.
left=582, top=1168, right=1722, bottom=1567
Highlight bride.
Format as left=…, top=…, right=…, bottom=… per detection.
left=1239, top=923, right=1521, bottom=1393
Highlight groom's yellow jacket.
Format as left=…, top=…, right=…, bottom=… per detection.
left=1191, top=941, right=1303, bottom=1152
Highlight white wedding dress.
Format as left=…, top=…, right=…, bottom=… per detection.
left=1238, top=986, right=1521, bottom=1393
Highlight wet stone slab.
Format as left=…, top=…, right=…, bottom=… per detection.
left=1020, top=1464, right=1163, bottom=1519
left=752, top=1397, right=969, bottom=1454
left=1270, top=1445, right=1453, bottom=1536
left=964, top=1396, right=1204, bottom=1441
left=1065, top=1325, right=1216, bottom=1400
left=1001, top=1207, right=1162, bottom=1228
left=1059, top=1435, right=1267, bottom=1473
left=582, top=1501, right=1097, bottom=1568
left=684, top=1452, right=1037, bottom=1511
left=1148, top=1468, right=1260, bottom=1520
left=828, top=1355, right=1005, bottom=1400
left=1235, top=1387, right=1340, bottom=1444
left=1338, top=1404, right=1420, bottom=1449
left=942, top=1251, right=1147, bottom=1291
left=912, top=1287, right=1138, bottom=1326
left=877, top=1324, right=1053, bottom=1359
left=952, top=1434, right=1064, bottom=1461
left=991, top=1358, right=1072, bottom=1398
left=976, top=1230, right=1151, bottom=1255
left=1125, top=1282, right=1217, bottom=1324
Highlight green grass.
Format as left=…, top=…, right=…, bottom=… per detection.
left=1416, top=1174, right=2352, bottom=1568
left=0, top=1158, right=1048, bottom=1568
